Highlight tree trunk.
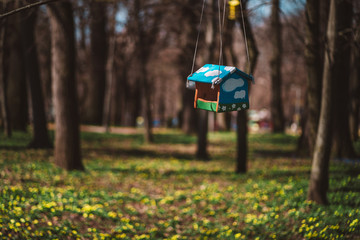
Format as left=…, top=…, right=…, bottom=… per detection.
left=48, top=1, right=84, bottom=171
left=142, top=73, right=154, bottom=143
left=5, top=13, right=27, bottom=131
left=331, top=0, right=356, bottom=159
left=196, top=110, right=209, bottom=159
left=349, top=10, right=360, bottom=142
left=83, top=0, right=107, bottom=124
left=20, top=7, right=52, bottom=148
left=196, top=0, right=217, bottom=160
left=269, top=0, right=285, bottom=133
left=308, top=0, right=352, bottom=205
left=236, top=0, right=259, bottom=173
left=298, top=0, right=330, bottom=156
left=349, top=44, right=360, bottom=142
left=298, top=0, right=322, bottom=155
left=133, top=0, right=154, bottom=143
left=35, top=9, right=52, bottom=120
left=179, top=1, right=198, bottom=135
left=181, top=89, right=197, bottom=134
left=103, top=4, right=117, bottom=132
left=236, top=110, right=248, bottom=172
left=0, top=18, right=11, bottom=137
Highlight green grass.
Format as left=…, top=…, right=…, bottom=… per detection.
left=0, top=130, right=359, bottom=239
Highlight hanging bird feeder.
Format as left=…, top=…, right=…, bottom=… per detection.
left=188, top=64, right=253, bottom=112
left=187, top=0, right=254, bottom=112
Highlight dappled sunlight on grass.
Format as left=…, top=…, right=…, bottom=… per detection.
left=0, top=130, right=359, bottom=239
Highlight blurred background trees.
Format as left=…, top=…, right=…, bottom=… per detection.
left=0, top=0, right=359, bottom=191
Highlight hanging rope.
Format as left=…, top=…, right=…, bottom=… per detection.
left=219, top=0, right=226, bottom=66
left=213, top=0, right=227, bottom=89
left=189, top=0, right=207, bottom=78
left=239, top=0, right=251, bottom=73
left=217, top=0, right=223, bottom=68
left=189, top=0, right=251, bottom=88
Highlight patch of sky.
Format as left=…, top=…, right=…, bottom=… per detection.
left=247, top=0, right=305, bottom=25
left=116, top=6, right=128, bottom=32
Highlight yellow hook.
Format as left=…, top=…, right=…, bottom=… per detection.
left=228, top=0, right=240, bottom=20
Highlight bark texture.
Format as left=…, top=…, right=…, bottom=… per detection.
left=269, top=0, right=285, bottom=133
left=0, top=18, right=11, bottom=137
left=301, top=0, right=322, bottom=155
left=20, top=7, right=52, bottom=148
left=103, top=4, right=117, bottom=131
left=331, top=0, right=356, bottom=158
left=48, top=1, right=84, bottom=170
left=5, top=13, right=27, bottom=131
left=349, top=45, right=360, bottom=142
left=196, top=110, right=209, bottom=160
left=196, top=0, right=216, bottom=160
left=308, top=0, right=353, bottom=204
left=133, top=0, right=160, bottom=143
left=179, top=0, right=199, bottom=135
left=83, top=0, right=107, bottom=124
left=349, top=6, right=360, bottom=142
left=236, top=0, right=258, bottom=173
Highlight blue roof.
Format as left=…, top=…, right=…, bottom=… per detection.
left=187, top=64, right=253, bottom=84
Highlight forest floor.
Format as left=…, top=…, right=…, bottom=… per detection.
left=0, top=129, right=360, bottom=239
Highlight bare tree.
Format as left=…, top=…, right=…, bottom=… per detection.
left=236, top=0, right=258, bottom=173
left=331, top=0, right=356, bottom=159
left=350, top=36, right=360, bottom=142
left=196, top=0, right=217, bottom=160
left=177, top=0, right=200, bottom=135
left=269, top=0, right=285, bottom=133
left=47, top=1, right=84, bottom=170
left=308, top=0, right=353, bottom=204
left=0, top=1, right=12, bottom=137
left=5, top=12, right=28, bottom=131
left=20, top=7, right=52, bottom=148
left=349, top=1, right=360, bottom=142
left=131, top=0, right=162, bottom=143
left=103, top=3, right=118, bottom=131
left=83, top=0, right=108, bottom=124
left=0, top=17, right=11, bottom=137
left=298, top=0, right=322, bottom=155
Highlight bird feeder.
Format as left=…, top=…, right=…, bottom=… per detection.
left=187, top=64, right=254, bottom=112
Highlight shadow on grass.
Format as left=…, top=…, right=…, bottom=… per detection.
left=83, top=147, right=195, bottom=161
left=332, top=186, right=360, bottom=193
left=89, top=165, right=312, bottom=181
left=0, top=146, right=28, bottom=151
left=81, top=133, right=145, bottom=144
left=81, top=132, right=196, bottom=146
left=153, top=134, right=196, bottom=145
left=250, top=133, right=298, bottom=145
left=90, top=166, right=227, bottom=177
left=253, top=149, right=297, bottom=158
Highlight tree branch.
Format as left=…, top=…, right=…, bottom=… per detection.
left=0, top=0, right=62, bottom=19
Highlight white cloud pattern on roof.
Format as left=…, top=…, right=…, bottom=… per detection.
left=222, top=78, right=244, bottom=92
left=196, top=67, right=209, bottom=73
left=205, top=70, right=222, bottom=77
left=224, top=66, right=235, bottom=72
